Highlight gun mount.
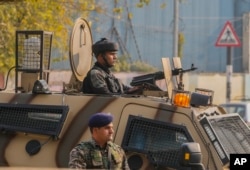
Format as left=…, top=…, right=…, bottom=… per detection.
left=130, top=61, right=197, bottom=97
left=172, top=63, right=197, bottom=75
left=173, top=63, right=197, bottom=91
left=130, top=71, right=165, bottom=90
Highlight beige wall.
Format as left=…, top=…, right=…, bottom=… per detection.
left=116, top=72, right=248, bottom=105
left=184, top=73, right=246, bottom=105
left=117, top=72, right=248, bottom=105
left=2, top=70, right=249, bottom=105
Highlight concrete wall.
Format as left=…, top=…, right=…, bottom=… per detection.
left=184, top=73, right=245, bottom=105
left=48, top=71, right=248, bottom=105
left=1, top=71, right=249, bottom=105
left=116, top=72, right=248, bottom=105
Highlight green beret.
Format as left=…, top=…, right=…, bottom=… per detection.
left=88, top=113, right=113, bottom=128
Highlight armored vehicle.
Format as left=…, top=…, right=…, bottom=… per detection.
left=1, top=18, right=250, bottom=170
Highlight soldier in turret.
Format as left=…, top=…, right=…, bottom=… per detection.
left=68, top=112, right=130, bottom=169
left=82, top=38, right=141, bottom=94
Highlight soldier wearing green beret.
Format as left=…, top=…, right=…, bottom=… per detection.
left=82, top=38, right=142, bottom=95
left=68, top=112, right=130, bottom=169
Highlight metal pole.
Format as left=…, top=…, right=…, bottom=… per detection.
left=226, top=47, right=232, bottom=103
left=173, top=0, right=179, bottom=57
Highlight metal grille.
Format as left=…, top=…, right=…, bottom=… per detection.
left=122, top=115, right=193, bottom=168
left=200, top=114, right=250, bottom=165
left=16, top=30, right=52, bottom=70
left=0, top=103, right=68, bottom=138
left=15, top=30, right=53, bottom=93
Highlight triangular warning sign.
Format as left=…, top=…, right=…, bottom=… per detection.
left=215, top=21, right=241, bottom=47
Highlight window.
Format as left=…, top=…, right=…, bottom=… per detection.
left=221, top=104, right=246, bottom=121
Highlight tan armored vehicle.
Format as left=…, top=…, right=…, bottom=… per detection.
left=0, top=18, right=249, bottom=170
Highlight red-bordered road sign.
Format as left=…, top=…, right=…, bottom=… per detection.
left=215, top=21, right=241, bottom=47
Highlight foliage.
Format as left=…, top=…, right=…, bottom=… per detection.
left=136, top=0, right=151, bottom=8
left=112, top=55, right=158, bottom=73
left=0, top=0, right=171, bottom=74
left=130, top=60, right=158, bottom=72
left=178, top=32, right=185, bottom=58
left=0, top=0, right=94, bottom=73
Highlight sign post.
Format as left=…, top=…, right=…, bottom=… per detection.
left=215, top=21, right=241, bottom=103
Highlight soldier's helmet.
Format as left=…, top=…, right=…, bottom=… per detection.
left=92, top=38, right=119, bottom=57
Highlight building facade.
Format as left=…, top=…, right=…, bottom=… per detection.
left=90, top=0, right=250, bottom=73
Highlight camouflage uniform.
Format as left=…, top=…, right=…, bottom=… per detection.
left=68, top=139, right=130, bottom=169
left=82, top=62, right=130, bottom=94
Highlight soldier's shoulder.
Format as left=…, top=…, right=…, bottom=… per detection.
left=90, top=67, right=105, bottom=76
left=91, top=65, right=103, bottom=72
left=109, top=142, right=123, bottom=151
left=75, top=141, right=94, bottom=150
